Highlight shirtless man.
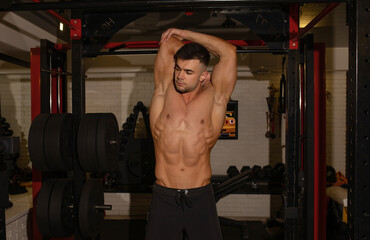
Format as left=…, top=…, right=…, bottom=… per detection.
left=147, top=28, right=237, bottom=240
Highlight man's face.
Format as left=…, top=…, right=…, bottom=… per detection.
left=174, top=59, right=206, bottom=94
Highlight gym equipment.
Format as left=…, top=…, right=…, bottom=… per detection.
left=273, top=162, right=285, bottom=180
left=44, top=113, right=73, bottom=171
left=36, top=179, right=74, bottom=237
left=77, top=113, right=119, bottom=172
left=48, top=179, right=74, bottom=237
left=28, top=113, right=51, bottom=171
left=0, top=136, right=19, bottom=155
left=79, top=178, right=111, bottom=239
left=117, top=102, right=155, bottom=186
left=240, top=166, right=250, bottom=173
left=28, top=113, right=73, bottom=171
left=227, top=165, right=240, bottom=178
left=36, top=178, right=57, bottom=237
left=36, top=178, right=111, bottom=238
left=97, top=113, right=120, bottom=172
left=214, top=168, right=254, bottom=202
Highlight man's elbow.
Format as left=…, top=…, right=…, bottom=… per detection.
left=223, top=44, right=237, bottom=59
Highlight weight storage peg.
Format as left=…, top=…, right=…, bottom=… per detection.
left=28, top=113, right=73, bottom=171
left=77, top=113, right=119, bottom=172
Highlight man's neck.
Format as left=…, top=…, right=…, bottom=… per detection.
left=182, top=86, right=202, bottom=104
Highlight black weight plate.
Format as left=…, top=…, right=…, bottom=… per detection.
left=36, top=178, right=57, bottom=237
left=128, top=151, right=154, bottom=178
left=49, top=179, right=74, bottom=237
left=79, top=178, right=105, bottom=239
left=77, top=114, right=100, bottom=172
left=44, top=114, right=73, bottom=171
left=96, top=113, right=119, bottom=172
left=28, top=113, right=51, bottom=171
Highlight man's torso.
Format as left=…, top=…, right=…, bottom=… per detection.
left=150, top=83, right=227, bottom=189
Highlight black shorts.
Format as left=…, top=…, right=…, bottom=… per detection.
left=145, top=183, right=223, bottom=240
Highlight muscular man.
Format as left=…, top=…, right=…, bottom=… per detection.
left=147, top=28, right=237, bottom=240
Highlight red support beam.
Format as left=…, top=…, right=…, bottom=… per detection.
left=289, top=4, right=299, bottom=49
left=30, top=48, right=43, bottom=240
left=292, top=3, right=340, bottom=42
left=313, top=43, right=327, bottom=240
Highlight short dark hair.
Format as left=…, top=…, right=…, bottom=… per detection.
left=174, top=42, right=210, bottom=66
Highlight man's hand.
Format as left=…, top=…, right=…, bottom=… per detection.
left=160, top=28, right=188, bottom=44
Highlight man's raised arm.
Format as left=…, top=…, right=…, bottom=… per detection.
left=154, top=36, right=184, bottom=95
left=160, top=28, right=237, bottom=102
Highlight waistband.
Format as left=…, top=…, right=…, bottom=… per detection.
left=153, top=182, right=212, bottom=197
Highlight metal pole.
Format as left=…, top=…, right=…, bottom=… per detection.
left=291, top=3, right=340, bottom=42
left=347, top=0, right=370, bottom=239
left=3, top=0, right=347, bottom=12
left=31, top=0, right=80, bottom=31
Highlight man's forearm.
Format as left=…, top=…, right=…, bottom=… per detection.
left=160, top=28, right=235, bottom=58
left=181, top=30, right=236, bottom=58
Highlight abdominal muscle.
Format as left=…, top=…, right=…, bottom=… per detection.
left=153, top=115, right=215, bottom=189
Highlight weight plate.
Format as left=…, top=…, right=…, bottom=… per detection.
left=79, top=178, right=105, bottom=239
left=49, top=179, right=74, bottom=237
left=77, top=114, right=100, bottom=172
left=44, top=113, right=73, bottom=171
left=96, top=113, right=119, bottom=172
left=128, top=151, right=154, bottom=178
left=36, top=178, right=57, bottom=237
left=28, top=113, right=51, bottom=171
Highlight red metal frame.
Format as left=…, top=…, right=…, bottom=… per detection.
left=289, top=4, right=299, bottom=49
left=55, top=40, right=266, bottom=52
left=104, top=40, right=265, bottom=49
left=292, top=3, right=340, bottom=42
left=313, top=43, right=326, bottom=240
left=30, top=48, right=43, bottom=240
left=31, top=0, right=80, bottom=31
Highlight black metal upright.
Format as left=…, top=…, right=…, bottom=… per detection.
left=284, top=49, right=300, bottom=240
left=347, top=0, right=370, bottom=239
left=71, top=8, right=86, bottom=240
left=299, top=34, right=315, bottom=240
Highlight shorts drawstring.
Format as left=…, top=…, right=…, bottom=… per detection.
left=176, top=189, right=192, bottom=210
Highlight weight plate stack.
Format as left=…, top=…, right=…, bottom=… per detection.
left=49, top=179, right=74, bottom=237
left=44, top=113, right=73, bottom=171
left=77, top=113, right=101, bottom=172
left=36, top=178, right=74, bottom=238
left=29, top=113, right=73, bottom=171
left=77, top=113, right=119, bottom=173
left=96, top=113, right=119, bottom=172
left=28, top=113, right=51, bottom=171
left=36, top=179, right=57, bottom=237
left=79, top=178, right=105, bottom=239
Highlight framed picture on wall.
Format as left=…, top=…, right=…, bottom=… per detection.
left=219, top=100, right=238, bottom=140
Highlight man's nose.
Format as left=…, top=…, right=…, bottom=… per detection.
left=177, top=70, right=184, bottom=80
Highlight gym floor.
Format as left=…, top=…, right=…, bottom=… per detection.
left=100, top=217, right=282, bottom=240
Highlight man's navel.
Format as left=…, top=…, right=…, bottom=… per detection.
left=200, top=119, right=205, bottom=124
left=166, top=114, right=170, bottom=119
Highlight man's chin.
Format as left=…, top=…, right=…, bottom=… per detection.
left=175, top=85, right=187, bottom=93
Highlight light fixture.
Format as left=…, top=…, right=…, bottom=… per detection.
left=59, top=22, right=64, bottom=31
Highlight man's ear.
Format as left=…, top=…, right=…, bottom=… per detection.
left=201, top=71, right=211, bottom=87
